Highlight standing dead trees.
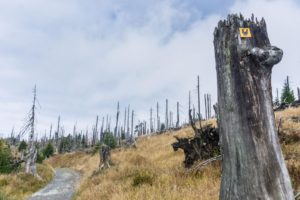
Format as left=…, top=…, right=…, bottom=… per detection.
left=214, top=14, right=293, bottom=199
left=99, top=144, right=111, bottom=170
left=20, top=86, right=41, bottom=179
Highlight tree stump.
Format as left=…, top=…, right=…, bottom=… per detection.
left=214, top=14, right=294, bottom=199
left=99, top=144, right=111, bottom=170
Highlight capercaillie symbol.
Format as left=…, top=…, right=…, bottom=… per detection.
left=239, top=28, right=252, bottom=38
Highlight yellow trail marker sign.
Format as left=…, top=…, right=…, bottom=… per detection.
left=239, top=28, right=252, bottom=38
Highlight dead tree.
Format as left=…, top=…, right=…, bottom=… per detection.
left=156, top=102, right=160, bottom=132
left=114, top=102, right=120, bottom=138
left=197, top=75, right=201, bottom=120
left=100, top=117, right=104, bottom=141
left=298, top=87, right=300, bottom=101
left=214, top=14, right=293, bottom=199
left=99, top=144, right=111, bottom=170
left=176, top=102, right=180, bottom=128
left=188, top=91, right=191, bottom=124
left=20, top=86, right=41, bottom=179
left=131, top=110, right=134, bottom=137
left=165, top=99, right=168, bottom=130
left=92, top=116, right=99, bottom=146
left=124, top=107, right=127, bottom=136
left=150, top=107, right=153, bottom=133
left=55, top=116, right=60, bottom=152
left=127, top=105, right=130, bottom=137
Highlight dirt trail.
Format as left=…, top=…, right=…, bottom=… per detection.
left=28, top=168, right=80, bottom=200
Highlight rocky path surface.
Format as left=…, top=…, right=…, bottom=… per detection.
left=28, top=168, right=80, bottom=200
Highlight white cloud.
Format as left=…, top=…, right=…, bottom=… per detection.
left=0, top=0, right=299, bottom=138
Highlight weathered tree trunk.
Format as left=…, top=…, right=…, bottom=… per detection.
left=99, top=144, right=111, bottom=170
left=197, top=76, right=201, bottom=120
left=165, top=99, right=169, bottom=130
left=114, top=102, right=119, bottom=138
left=214, top=14, right=293, bottom=199
left=297, top=87, right=300, bottom=101
left=131, top=110, right=134, bottom=137
left=157, top=102, right=160, bottom=132
left=176, top=101, right=180, bottom=128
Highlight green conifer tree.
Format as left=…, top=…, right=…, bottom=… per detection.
left=281, top=76, right=295, bottom=104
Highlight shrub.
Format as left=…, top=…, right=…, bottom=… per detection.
left=36, top=151, right=45, bottom=164
left=18, top=140, right=27, bottom=152
left=0, top=140, right=16, bottom=174
left=103, top=132, right=117, bottom=149
left=92, top=143, right=101, bottom=155
left=132, top=171, right=154, bottom=187
left=43, top=142, right=54, bottom=158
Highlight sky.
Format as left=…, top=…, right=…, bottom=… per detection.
left=1, top=0, right=300, bottom=138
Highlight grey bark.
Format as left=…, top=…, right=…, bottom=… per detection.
left=127, top=105, right=130, bottom=137
left=189, top=91, right=191, bottom=123
left=176, top=101, right=180, bottom=128
left=55, top=116, right=60, bottom=152
left=23, top=86, right=41, bottom=179
left=214, top=14, right=293, bottom=199
left=131, top=110, right=134, bottom=137
left=165, top=99, right=169, bottom=130
left=197, top=76, right=201, bottom=120
left=157, top=102, right=160, bottom=132
left=297, top=87, right=300, bottom=101
left=114, top=102, right=120, bottom=138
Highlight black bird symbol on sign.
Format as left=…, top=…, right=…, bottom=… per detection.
left=242, top=29, right=249, bottom=36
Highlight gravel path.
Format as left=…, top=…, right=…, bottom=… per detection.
left=28, top=168, right=80, bottom=200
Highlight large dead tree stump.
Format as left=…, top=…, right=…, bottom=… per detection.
left=214, top=14, right=293, bottom=199
left=99, top=144, right=111, bottom=170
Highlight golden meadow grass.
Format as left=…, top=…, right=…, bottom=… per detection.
left=48, top=107, right=300, bottom=200
left=2, top=107, right=297, bottom=200
left=0, top=163, right=54, bottom=200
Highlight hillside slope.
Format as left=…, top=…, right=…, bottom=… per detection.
left=48, top=108, right=300, bottom=200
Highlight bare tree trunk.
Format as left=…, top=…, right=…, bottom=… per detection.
left=188, top=91, right=191, bottom=124
left=131, top=110, right=134, bottom=137
left=214, top=14, right=293, bottom=199
left=55, top=116, right=60, bottom=152
left=124, top=107, right=127, bottom=137
left=156, top=102, right=160, bottom=132
left=114, top=102, right=120, bottom=138
left=150, top=107, right=153, bottom=133
left=100, top=117, right=104, bottom=141
left=127, top=105, right=130, bottom=137
left=176, top=102, right=180, bottom=128
left=165, top=99, right=168, bottom=130
left=197, top=75, right=201, bottom=120
left=298, top=87, right=300, bottom=101
left=24, top=86, right=41, bottom=179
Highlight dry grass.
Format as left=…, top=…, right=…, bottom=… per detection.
left=49, top=127, right=220, bottom=200
left=48, top=107, right=300, bottom=199
left=0, top=163, right=54, bottom=200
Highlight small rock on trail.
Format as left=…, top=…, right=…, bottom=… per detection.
left=28, top=168, right=80, bottom=200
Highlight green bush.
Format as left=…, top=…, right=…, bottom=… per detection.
left=281, top=76, right=295, bottom=104
left=103, top=132, right=117, bottom=149
left=36, top=151, right=45, bottom=164
left=43, top=142, right=54, bottom=158
left=92, top=143, right=101, bottom=155
left=132, top=171, right=154, bottom=187
left=0, top=140, right=16, bottom=174
left=18, top=140, right=27, bottom=152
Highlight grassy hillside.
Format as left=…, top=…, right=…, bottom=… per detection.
left=48, top=108, right=300, bottom=200
left=0, top=163, right=54, bottom=200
